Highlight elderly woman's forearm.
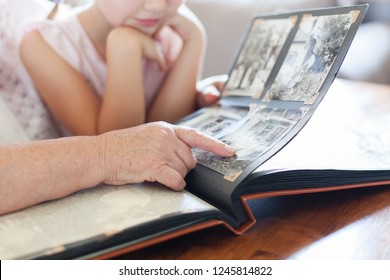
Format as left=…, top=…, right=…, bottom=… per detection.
left=0, top=136, right=105, bottom=215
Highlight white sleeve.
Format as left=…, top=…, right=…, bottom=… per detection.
left=23, top=17, right=83, bottom=73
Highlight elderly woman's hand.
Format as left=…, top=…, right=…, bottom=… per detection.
left=100, top=121, right=235, bottom=190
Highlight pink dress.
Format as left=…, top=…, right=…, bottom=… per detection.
left=26, top=14, right=181, bottom=136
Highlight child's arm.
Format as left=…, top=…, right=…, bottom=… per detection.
left=20, top=29, right=164, bottom=135
left=147, top=5, right=206, bottom=123
left=98, top=28, right=166, bottom=133
left=20, top=30, right=102, bottom=135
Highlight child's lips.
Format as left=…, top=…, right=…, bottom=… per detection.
left=136, top=18, right=161, bottom=27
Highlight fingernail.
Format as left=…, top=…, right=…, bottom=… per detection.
left=224, top=144, right=236, bottom=154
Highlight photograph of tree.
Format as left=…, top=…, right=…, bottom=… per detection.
left=264, top=12, right=357, bottom=103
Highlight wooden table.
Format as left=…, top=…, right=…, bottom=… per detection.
left=117, top=79, right=390, bottom=260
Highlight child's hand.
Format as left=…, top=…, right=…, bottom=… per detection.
left=162, top=4, right=204, bottom=43
left=196, top=74, right=229, bottom=108
left=108, top=27, right=167, bottom=70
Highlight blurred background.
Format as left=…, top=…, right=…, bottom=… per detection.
left=48, top=0, right=390, bottom=84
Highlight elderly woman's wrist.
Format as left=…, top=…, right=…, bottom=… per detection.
left=95, top=134, right=111, bottom=184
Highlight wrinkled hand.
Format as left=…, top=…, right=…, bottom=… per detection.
left=196, top=74, right=229, bottom=108
left=100, top=122, right=235, bottom=190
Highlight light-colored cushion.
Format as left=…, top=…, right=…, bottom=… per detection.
left=6, top=0, right=54, bottom=24
left=0, top=92, right=29, bottom=142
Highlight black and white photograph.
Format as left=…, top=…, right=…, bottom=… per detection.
left=193, top=106, right=305, bottom=179
left=179, top=107, right=248, bottom=137
left=224, top=17, right=295, bottom=98
left=264, top=11, right=357, bottom=103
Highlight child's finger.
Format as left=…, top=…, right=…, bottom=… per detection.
left=197, top=86, right=220, bottom=108
left=154, top=43, right=167, bottom=70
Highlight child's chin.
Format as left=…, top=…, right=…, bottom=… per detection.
left=136, top=25, right=161, bottom=36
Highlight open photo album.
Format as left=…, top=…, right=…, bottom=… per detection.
left=2, top=4, right=389, bottom=260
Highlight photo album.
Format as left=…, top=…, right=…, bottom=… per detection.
left=2, top=4, right=389, bottom=260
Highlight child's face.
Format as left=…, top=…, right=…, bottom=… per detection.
left=96, top=0, right=183, bottom=35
